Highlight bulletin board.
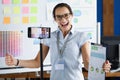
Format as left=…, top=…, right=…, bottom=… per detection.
left=0, top=0, right=97, bottom=73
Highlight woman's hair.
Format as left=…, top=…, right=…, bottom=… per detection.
left=52, top=3, right=73, bottom=19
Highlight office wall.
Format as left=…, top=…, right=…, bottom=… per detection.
left=114, top=0, right=120, bottom=35
left=0, top=0, right=97, bottom=73
left=97, top=0, right=103, bottom=35
left=98, top=0, right=120, bottom=36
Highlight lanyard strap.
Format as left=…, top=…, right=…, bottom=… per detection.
left=57, top=32, right=70, bottom=57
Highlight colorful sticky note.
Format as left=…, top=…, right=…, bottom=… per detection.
left=3, top=17, right=10, bottom=24
left=22, top=6, right=29, bottom=14
left=73, top=10, right=81, bottom=16
left=31, top=0, right=38, bottom=4
left=22, top=0, right=29, bottom=4
left=73, top=18, right=78, bottom=23
left=13, top=6, right=20, bottom=14
left=22, top=17, right=29, bottom=24
left=30, top=16, right=37, bottom=23
left=85, top=0, right=92, bottom=4
left=2, top=0, right=10, bottom=4
left=13, top=17, right=20, bottom=24
left=3, top=7, right=11, bottom=14
left=30, top=6, right=38, bottom=14
left=12, top=0, right=20, bottom=4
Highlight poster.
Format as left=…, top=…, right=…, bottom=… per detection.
left=88, top=44, right=106, bottom=80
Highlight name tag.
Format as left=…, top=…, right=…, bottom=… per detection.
left=55, top=64, right=64, bottom=70
left=55, top=58, right=64, bottom=70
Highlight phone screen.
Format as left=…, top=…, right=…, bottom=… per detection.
left=28, top=27, right=50, bottom=39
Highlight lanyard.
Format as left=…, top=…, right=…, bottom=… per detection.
left=57, top=32, right=70, bottom=57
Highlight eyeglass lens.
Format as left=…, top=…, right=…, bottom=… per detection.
left=56, top=13, right=70, bottom=20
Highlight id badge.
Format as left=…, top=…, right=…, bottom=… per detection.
left=55, top=58, right=64, bottom=70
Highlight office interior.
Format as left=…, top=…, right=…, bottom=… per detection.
left=0, top=0, right=120, bottom=80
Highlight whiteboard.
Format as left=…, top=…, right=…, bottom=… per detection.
left=0, top=0, right=97, bottom=74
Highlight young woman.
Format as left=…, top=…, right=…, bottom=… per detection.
left=5, top=3, right=111, bottom=80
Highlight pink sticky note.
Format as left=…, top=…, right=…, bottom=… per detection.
left=2, top=0, right=10, bottom=4
left=22, top=6, right=29, bottom=14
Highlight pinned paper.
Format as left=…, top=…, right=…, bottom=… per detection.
left=22, top=6, right=29, bottom=14
left=30, top=6, right=38, bottom=14
left=22, top=0, right=29, bottom=4
left=3, top=7, right=11, bottom=14
left=3, top=17, right=10, bottom=24
left=0, top=31, right=23, bottom=57
left=13, top=17, right=20, bottom=24
left=31, top=0, right=38, bottom=4
left=22, top=16, right=29, bottom=24
left=2, top=0, right=10, bottom=4
left=30, top=16, right=37, bottom=23
left=12, top=0, right=20, bottom=4
left=13, top=6, right=20, bottom=14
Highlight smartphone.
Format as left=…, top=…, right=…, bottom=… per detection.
left=28, top=27, right=50, bottom=39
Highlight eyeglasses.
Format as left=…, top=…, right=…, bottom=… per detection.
left=55, top=13, right=71, bottom=21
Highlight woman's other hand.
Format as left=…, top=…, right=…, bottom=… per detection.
left=102, top=60, right=111, bottom=72
left=5, top=53, right=17, bottom=66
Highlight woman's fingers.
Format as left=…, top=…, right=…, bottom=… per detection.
left=103, top=60, right=111, bottom=72
left=5, top=53, right=14, bottom=66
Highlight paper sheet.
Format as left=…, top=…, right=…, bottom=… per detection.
left=88, top=44, right=106, bottom=80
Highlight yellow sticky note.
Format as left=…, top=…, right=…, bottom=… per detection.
left=30, top=6, right=38, bottom=14
left=13, top=6, right=20, bottom=14
left=3, top=17, right=10, bottom=24
left=3, top=7, right=11, bottom=14
left=30, top=16, right=37, bottom=23
left=22, top=0, right=29, bottom=4
left=22, top=17, right=29, bottom=24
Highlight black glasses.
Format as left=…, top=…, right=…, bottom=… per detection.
left=55, top=13, right=71, bottom=21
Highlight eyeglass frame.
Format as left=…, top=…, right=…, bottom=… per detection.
left=55, top=13, right=72, bottom=21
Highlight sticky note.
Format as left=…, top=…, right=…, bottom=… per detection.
left=3, top=7, right=11, bottom=14
left=2, top=0, right=10, bottom=4
left=13, top=17, right=20, bottom=24
left=12, top=0, right=20, bottom=4
left=22, top=0, right=29, bottom=4
left=22, top=6, right=29, bottom=14
left=30, top=16, right=37, bottom=23
left=73, top=18, right=78, bottom=23
left=73, top=10, right=81, bottom=16
left=3, top=17, right=10, bottom=24
left=31, top=0, right=38, bottom=4
left=13, top=6, right=20, bottom=14
left=30, top=6, right=38, bottom=14
left=22, top=17, right=29, bottom=24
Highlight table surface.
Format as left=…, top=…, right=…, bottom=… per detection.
left=0, top=67, right=120, bottom=78
left=0, top=70, right=120, bottom=78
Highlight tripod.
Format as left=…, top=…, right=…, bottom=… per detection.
left=40, top=43, right=44, bottom=80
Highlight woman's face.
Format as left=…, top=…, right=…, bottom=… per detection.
left=54, top=7, right=73, bottom=32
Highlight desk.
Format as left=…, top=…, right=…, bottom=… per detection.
left=0, top=71, right=120, bottom=78
left=83, top=71, right=120, bottom=78
left=106, top=72, right=120, bottom=77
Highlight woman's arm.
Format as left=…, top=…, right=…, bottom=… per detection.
left=81, top=42, right=111, bottom=72
left=5, top=44, right=49, bottom=68
left=81, top=41, right=91, bottom=70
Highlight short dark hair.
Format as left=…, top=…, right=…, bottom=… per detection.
left=52, top=3, right=73, bottom=19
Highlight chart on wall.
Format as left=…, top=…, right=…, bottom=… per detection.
left=0, top=0, right=41, bottom=68
left=0, top=0, right=97, bottom=69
